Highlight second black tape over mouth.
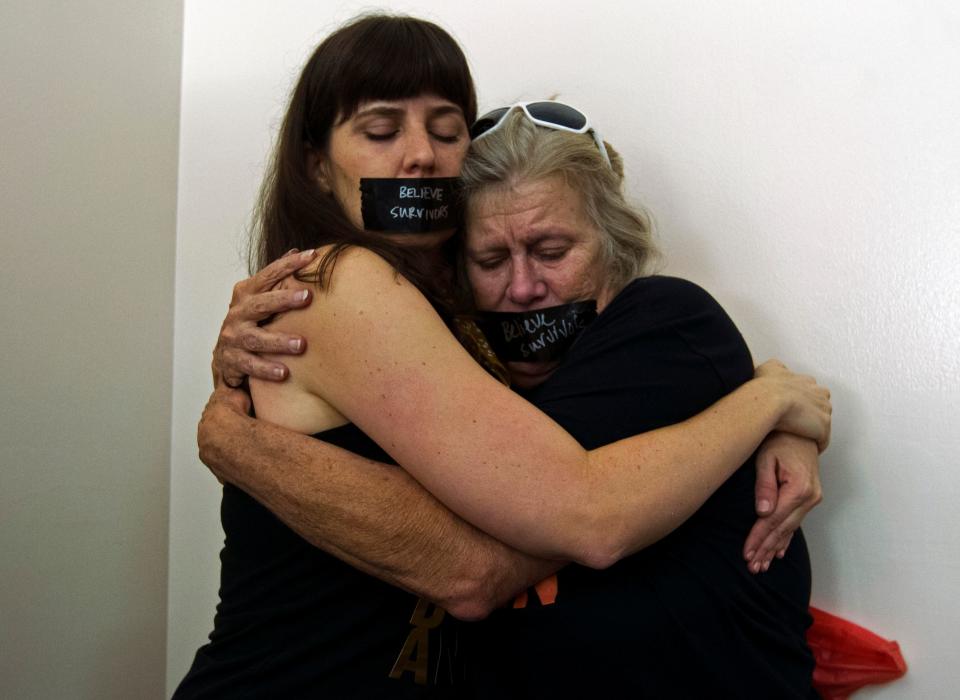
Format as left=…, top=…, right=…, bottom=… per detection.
left=360, top=177, right=462, bottom=233
left=478, top=301, right=598, bottom=362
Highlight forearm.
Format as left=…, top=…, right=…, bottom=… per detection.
left=581, top=377, right=789, bottom=568
left=201, top=410, right=562, bottom=620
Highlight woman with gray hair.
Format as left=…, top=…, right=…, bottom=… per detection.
left=453, top=103, right=819, bottom=697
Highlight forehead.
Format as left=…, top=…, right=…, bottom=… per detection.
left=466, top=177, right=591, bottom=247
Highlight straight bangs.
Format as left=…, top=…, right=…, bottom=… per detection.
left=329, top=16, right=476, bottom=125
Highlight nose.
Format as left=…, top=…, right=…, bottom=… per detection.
left=506, top=258, right=547, bottom=307
left=401, top=127, right=436, bottom=175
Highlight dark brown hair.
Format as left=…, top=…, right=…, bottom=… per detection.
left=250, top=14, right=477, bottom=309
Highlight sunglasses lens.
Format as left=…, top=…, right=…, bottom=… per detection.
left=470, top=108, right=510, bottom=139
left=525, top=102, right=587, bottom=131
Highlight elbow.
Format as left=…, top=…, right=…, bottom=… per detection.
left=441, top=574, right=497, bottom=621
left=576, top=550, right=620, bottom=571
left=550, top=462, right=634, bottom=570
left=439, top=552, right=526, bottom=621
left=571, top=540, right=624, bottom=571
left=445, top=597, right=495, bottom=622
left=564, top=512, right=634, bottom=571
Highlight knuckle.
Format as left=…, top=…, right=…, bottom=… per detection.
left=261, top=261, right=288, bottom=285
left=222, top=370, right=243, bottom=388
left=238, top=355, right=255, bottom=375
left=230, top=281, right=246, bottom=302
left=251, top=298, right=272, bottom=316
left=222, top=305, right=240, bottom=325
left=239, top=332, right=261, bottom=352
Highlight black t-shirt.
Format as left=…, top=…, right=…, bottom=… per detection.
left=173, top=424, right=455, bottom=699
left=462, top=276, right=817, bottom=699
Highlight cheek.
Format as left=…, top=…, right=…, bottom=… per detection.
left=329, top=170, right=363, bottom=228
left=547, top=256, right=599, bottom=300
left=439, top=142, right=469, bottom=177
left=466, top=267, right=506, bottom=310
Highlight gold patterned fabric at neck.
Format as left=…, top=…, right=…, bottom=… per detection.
left=452, top=317, right=510, bottom=386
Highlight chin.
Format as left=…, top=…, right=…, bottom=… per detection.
left=389, top=228, right=457, bottom=250
left=507, top=361, right=559, bottom=389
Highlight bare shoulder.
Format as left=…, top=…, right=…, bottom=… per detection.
left=320, top=245, right=417, bottom=299
left=253, top=244, right=462, bottom=433
left=250, top=245, right=392, bottom=433
left=266, top=245, right=425, bottom=332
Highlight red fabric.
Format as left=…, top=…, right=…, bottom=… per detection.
left=808, top=607, right=907, bottom=699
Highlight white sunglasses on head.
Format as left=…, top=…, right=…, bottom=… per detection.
left=469, top=101, right=612, bottom=167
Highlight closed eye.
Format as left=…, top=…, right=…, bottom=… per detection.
left=431, top=130, right=464, bottom=144
left=365, top=131, right=398, bottom=142
left=472, top=256, right=506, bottom=270
left=536, top=248, right=569, bottom=262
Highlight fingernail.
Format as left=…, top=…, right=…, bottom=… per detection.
left=745, top=550, right=756, bottom=561
left=272, top=367, right=286, bottom=379
left=288, top=338, right=303, bottom=352
left=295, top=289, right=309, bottom=302
left=300, top=249, right=316, bottom=260
left=758, top=499, right=771, bottom=513
left=762, top=561, right=771, bottom=572
left=777, top=550, right=786, bottom=559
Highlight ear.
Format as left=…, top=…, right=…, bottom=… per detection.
left=305, top=146, right=331, bottom=193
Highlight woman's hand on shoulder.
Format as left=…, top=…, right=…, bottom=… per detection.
left=212, top=249, right=318, bottom=387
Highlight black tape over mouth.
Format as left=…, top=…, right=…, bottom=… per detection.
left=360, top=177, right=462, bottom=233
left=478, top=301, right=598, bottom=362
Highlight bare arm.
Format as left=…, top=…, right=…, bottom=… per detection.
left=200, top=384, right=563, bottom=620
left=261, top=248, right=830, bottom=568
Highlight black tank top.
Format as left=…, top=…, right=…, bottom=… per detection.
left=174, top=423, right=452, bottom=699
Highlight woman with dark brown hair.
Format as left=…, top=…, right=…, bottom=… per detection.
left=174, top=16, right=481, bottom=698
left=179, top=14, right=830, bottom=698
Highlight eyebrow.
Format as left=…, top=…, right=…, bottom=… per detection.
left=353, top=104, right=464, bottom=120
left=353, top=106, right=404, bottom=119
left=467, top=232, right=574, bottom=256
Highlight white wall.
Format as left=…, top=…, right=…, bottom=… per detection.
left=0, top=1, right=183, bottom=698
left=169, top=1, right=960, bottom=696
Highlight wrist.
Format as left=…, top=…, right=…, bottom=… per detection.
left=199, top=404, right=250, bottom=473
left=751, top=376, right=791, bottom=432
